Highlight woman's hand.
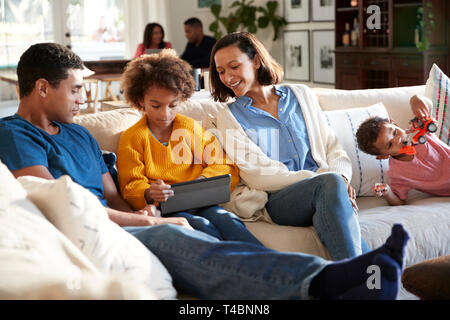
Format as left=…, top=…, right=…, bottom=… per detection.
left=145, top=179, right=174, bottom=203
left=342, top=175, right=358, bottom=211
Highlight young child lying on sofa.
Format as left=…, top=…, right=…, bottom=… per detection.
left=116, top=49, right=262, bottom=245
left=356, top=94, right=450, bottom=205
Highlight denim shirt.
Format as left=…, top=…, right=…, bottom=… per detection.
left=228, top=85, right=318, bottom=172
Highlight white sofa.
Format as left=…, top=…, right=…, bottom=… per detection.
left=73, top=84, right=450, bottom=300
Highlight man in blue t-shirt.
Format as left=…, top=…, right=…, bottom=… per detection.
left=0, top=42, right=190, bottom=229
left=181, top=17, right=216, bottom=69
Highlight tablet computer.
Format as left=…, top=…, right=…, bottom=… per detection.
left=159, top=174, right=231, bottom=215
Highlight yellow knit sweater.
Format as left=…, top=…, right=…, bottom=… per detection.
left=117, top=113, right=240, bottom=210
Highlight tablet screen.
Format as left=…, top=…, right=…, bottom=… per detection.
left=159, top=174, right=231, bottom=215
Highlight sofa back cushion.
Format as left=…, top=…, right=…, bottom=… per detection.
left=74, top=108, right=142, bottom=153
left=313, top=85, right=425, bottom=129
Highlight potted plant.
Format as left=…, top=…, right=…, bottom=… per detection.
left=209, top=0, right=287, bottom=41
left=415, top=1, right=435, bottom=52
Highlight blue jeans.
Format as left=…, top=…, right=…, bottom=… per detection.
left=265, top=173, right=370, bottom=260
left=124, top=224, right=330, bottom=299
left=166, top=205, right=262, bottom=246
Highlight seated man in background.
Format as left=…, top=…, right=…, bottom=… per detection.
left=0, top=42, right=410, bottom=301
left=180, top=17, right=216, bottom=69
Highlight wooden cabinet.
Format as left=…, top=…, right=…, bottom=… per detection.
left=335, top=0, right=449, bottom=89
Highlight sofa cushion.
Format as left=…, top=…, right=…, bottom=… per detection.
left=0, top=160, right=153, bottom=299
left=18, top=175, right=177, bottom=300
left=314, top=85, right=425, bottom=130
left=324, top=103, right=390, bottom=196
left=74, top=108, right=142, bottom=153
left=401, top=255, right=450, bottom=300
left=0, top=159, right=29, bottom=205
left=425, top=64, right=450, bottom=146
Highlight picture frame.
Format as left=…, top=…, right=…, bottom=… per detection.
left=196, top=0, right=221, bottom=11
left=312, top=30, right=335, bottom=84
left=311, top=0, right=335, bottom=22
left=283, top=30, right=310, bottom=81
left=284, top=0, right=309, bottom=23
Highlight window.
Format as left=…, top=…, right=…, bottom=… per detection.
left=0, top=0, right=125, bottom=68
left=67, top=0, right=125, bottom=60
left=0, top=0, right=54, bottom=68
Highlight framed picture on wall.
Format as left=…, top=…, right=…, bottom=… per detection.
left=312, top=0, right=335, bottom=22
left=283, top=30, right=310, bottom=81
left=312, top=30, right=335, bottom=84
left=196, top=0, right=221, bottom=11
left=284, top=0, right=309, bottom=23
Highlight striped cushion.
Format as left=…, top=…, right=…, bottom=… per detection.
left=324, top=103, right=390, bottom=197
left=425, top=64, right=450, bottom=146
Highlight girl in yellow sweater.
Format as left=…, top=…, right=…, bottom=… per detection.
left=117, top=49, right=261, bottom=244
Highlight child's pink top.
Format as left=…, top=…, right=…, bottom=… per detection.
left=388, top=133, right=450, bottom=200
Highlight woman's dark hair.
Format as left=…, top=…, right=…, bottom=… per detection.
left=356, top=116, right=390, bottom=155
left=209, top=32, right=284, bottom=102
left=121, top=49, right=195, bottom=111
left=17, top=42, right=84, bottom=98
left=143, top=23, right=167, bottom=49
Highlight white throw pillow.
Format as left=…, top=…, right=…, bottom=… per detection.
left=425, top=64, right=450, bottom=146
left=0, top=161, right=153, bottom=299
left=324, top=103, right=390, bottom=197
left=0, top=160, right=28, bottom=204
left=18, top=175, right=177, bottom=300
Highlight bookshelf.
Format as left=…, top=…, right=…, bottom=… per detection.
left=334, top=0, right=449, bottom=89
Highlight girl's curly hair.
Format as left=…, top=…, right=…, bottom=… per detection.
left=121, top=49, right=195, bottom=110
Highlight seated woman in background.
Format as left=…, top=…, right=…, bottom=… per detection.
left=134, top=22, right=172, bottom=58
left=209, top=32, right=370, bottom=261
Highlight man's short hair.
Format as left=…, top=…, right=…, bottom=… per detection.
left=17, top=42, right=84, bottom=98
left=356, top=116, right=390, bottom=155
left=184, top=17, right=202, bottom=29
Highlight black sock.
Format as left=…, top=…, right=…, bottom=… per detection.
left=309, top=224, right=409, bottom=299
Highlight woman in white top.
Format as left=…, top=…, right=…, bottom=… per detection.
left=209, top=32, right=369, bottom=260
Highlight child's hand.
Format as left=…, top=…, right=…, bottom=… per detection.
left=135, top=204, right=161, bottom=217
left=410, top=94, right=432, bottom=118
left=146, top=179, right=174, bottom=203
left=372, top=183, right=390, bottom=197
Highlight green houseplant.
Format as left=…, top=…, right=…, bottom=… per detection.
left=209, top=0, right=287, bottom=41
left=415, top=1, right=435, bottom=52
